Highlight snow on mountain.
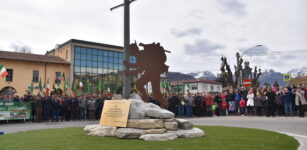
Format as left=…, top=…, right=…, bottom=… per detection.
left=287, top=66, right=307, bottom=78
left=188, top=71, right=217, bottom=80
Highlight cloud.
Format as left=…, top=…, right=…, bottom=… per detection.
left=184, top=39, right=224, bottom=55
left=216, top=0, right=247, bottom=16
left=171, top=27, right=202, bottom=38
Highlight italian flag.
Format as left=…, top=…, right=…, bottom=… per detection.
left=0, top=64, right=8, bottom=77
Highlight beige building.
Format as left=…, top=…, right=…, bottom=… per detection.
left=171, top=79, right=223, bottom=94
left=0, top=51, right=70, bottom=96
left=0, top=39, right=136, bottom=96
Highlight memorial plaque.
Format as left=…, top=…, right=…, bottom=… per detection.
left=100, top=100, right=131, bottom=127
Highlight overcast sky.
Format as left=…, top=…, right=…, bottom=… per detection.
left=0, top=0, right=306, bottom=74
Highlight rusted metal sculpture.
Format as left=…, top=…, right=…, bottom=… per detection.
left=124, top=41, right=170, bottom=108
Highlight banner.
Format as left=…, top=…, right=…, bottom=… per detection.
left=0, top=101, right=31, bottom=120
left=228, top=101, right=236, bottom=112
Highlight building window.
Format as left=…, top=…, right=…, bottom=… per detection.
left=191, top=85, right=198, bottom=90
left=6, top=69, right=13, bottom=82
left=55, top=72, right=61, bottom=84
left=33, top=70, right=39, bottom=82
left=65, top=50, right=68, bottom=59
left=211, top=86, right=214, bottom=91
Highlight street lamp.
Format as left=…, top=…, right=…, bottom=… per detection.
left=241, top=45, right=263, bottom=57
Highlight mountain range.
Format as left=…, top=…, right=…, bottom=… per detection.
left=166, top=66, right=307, bottom=87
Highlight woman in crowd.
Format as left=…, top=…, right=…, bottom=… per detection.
left=295, top=88, right=307, bottom=117
left=246, top=89, right=254, bottom=116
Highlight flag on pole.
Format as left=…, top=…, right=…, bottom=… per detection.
left=98, top=79, right=102, bottom=93
left=0, top=64, right=8, bottom=78
left=87, top=81, right=91, bottom=93
left=63, top=80, right=68, bottom=94
left=52, top=83, right=56, bottom=91
left=38, top=78, right=43, bottom=92
left=46, top=79, right=50, bottom=95
left=107, top=87, right=111, bottom=97
left=166, top=81, right=171, bottom=93
left=29, top=81, right=34, bottom=94
left=79, top=80, right=83, bottom=91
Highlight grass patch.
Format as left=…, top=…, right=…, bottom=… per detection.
left=0, top=126, right=298, bottom=150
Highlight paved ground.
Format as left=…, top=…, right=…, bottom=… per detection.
left=185, top=116, right=307, bottom=150
left=1, top=116, right=306, bottom=150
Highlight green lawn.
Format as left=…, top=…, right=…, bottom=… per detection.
left=0, top=126, right=298, bottom=150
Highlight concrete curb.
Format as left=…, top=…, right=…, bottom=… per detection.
left=280, top=132, right=307, bottom=150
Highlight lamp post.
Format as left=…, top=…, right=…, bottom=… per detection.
left=110, top=0, right=137, bottom=99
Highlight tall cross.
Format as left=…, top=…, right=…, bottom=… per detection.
left=110, top=0, right=137, bottom=99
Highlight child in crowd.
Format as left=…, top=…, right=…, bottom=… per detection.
left=221, top=99, right=228, bottom=116
left=239, top=99, right=246, bottom=116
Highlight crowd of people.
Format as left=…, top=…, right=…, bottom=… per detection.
left=0, top=84, right=306, bottom=123
left=0, top=93, right=112, bottom=122
left=162, top=85, right=307, bottom=118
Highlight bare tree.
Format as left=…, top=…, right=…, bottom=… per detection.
left=11, top=41, right=32, bottom=54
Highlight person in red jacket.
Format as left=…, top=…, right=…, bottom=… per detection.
left=221, top=99, right=228, bottom=116
left=239, top=99, right=246, bottom=116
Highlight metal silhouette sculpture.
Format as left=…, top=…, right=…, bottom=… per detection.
left=124, top=41, right=170, bottom=108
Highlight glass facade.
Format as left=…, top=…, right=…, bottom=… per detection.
left=73, top=46, right=136, bottom=94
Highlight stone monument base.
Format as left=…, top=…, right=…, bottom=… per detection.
left=84, top=98, right=205, bottom=141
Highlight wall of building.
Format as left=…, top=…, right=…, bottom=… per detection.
left=185, top=82, right=222, bottom=94
left=50, top=44, right=72, bottom=62
left=0, top=59, right=70, bottom=96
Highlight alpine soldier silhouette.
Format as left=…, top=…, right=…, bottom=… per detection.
left=124, top=41, right=170, bottom=108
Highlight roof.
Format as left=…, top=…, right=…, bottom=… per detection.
left=0, top=50, right=70, bottom=65
left=46, top=39, right=123, bottom=55
left=170, top=79, right=222, bottom=86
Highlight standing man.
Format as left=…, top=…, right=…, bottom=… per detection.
left=79, top=95, right=87, bottom=121
left=35, top=95, right=43, bottom=122
left=282, top=88, right=293, bottom=116
left=266, top=88, right=276, bottom=117
left=185, top=93, right=193, bottom=117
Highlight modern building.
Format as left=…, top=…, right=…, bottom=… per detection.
left=0, top=51, right=70, bottom=96
left=0, top=39, right=168, bottom=96
left=46, top=39, right=137, bottom=94
left=170, top=79, right=223, bottom=94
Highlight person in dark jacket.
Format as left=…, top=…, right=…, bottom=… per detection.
left=62, top=96, right=71, bottom=121
left=51, top=96, right=61, bottom=122
left=35, top=96, right=43, bottom=122
left=95, top=96, right=104, bottom=120
left=71, top=97, right=79, bottom=121
left=87, top=98, right=96, bottom=120
left=194, top=93, right=203, bottom=117
left=213, top=94, right=222, bottom=116
left=266, top=88, right=276, bottom=117
left=169, top=93, right=179, bottom=117
left=254, top=93, right=263, bottom=116
left=282, top=88, right=293, bottom=116
left=276, top=91, right=284, bottom=116
left=30, top=95, right=36, bottom=122
left=43, top=96, right=52, bottom=122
